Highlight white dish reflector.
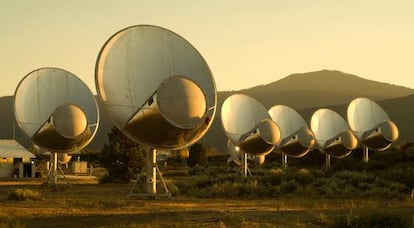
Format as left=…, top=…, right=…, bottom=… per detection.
left=311, top=108, right=357, bottom=158
left=347, top=97, right=398, bottom=151
left=14, top=67, right=99, bottom=153
left=221, top=94, right=280, bottom=155
left=95, top=25, right=216, bottom=149
left=268, top=105, right=315, bottom=158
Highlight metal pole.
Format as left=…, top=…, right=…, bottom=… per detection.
left=363, top=146, right=369, bottom=163
left=325, top=153, right=331, bottom=169
left=146, top=148, right=157, bottom=195
left=52, top=152, right=58, bottom=184
left=242, top=152, right=248, bottom=177
left=282, top=154, right=288, bottom=172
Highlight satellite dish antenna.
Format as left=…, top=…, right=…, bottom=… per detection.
left=14, top=67, right=99, bottom=184
left=311, top=108, right=357, bottom=169
left=95, top=25, right=216, bottom=198
left=347, top=97, right=398, bottom=162
left=268, top=105, right=315, bottom=172
left=221, top=94, right=280, bottom=176
left=226, top=139, right=265, bottom=173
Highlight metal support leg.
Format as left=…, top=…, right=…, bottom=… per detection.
left=146, top=148, right=157, bottom=195
left=363, top=146, right=369, bottom=163
left=325, top=153, right=331, bottom=170
left=45, top=152, right=70, bottom=186
left=126, top=147, right=171, bottom=199
left=53, top=152, right=58, bottom=183
left=57, top=164, right=71, bottom=186
left=282, top=154, right=288, bottom=173
left=242, top=152, right=248, bottom=177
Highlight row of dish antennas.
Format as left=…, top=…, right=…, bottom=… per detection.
left=12, top=23, right=398, bottom=196
left=221, top=94, right=399, bottom=176
left=13, top=25, right=217, bottom=198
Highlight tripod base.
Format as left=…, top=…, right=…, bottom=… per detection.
left=126, top=148, right=171, bottom=199
left=45, top=152, right=71, bottom=187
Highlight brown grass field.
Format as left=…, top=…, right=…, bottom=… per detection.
left=0, top=177, right=414, bottom=228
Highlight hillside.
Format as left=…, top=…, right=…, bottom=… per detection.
left=1, top=70, right=413, bottom=152
left=224, top=70, right=413, bottom=110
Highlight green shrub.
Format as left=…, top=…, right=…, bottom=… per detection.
left=175, top=165, right=409, bottom=199
left=295, top=168, right=314, bottom=185
left=380, top=166, right=414, bottom=188
left=8, top=188, right=42, bottom=201
left=259, top=170, right=282, bottom=186
left=280, top=180, right=298, bottom=194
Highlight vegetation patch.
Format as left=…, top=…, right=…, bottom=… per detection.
left=8, top=188, right=42, bottom=201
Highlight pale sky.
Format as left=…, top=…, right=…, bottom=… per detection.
left=1, top=0, right=414, bottom=96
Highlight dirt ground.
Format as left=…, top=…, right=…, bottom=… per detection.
left=0, top=179, right=413, bottom=227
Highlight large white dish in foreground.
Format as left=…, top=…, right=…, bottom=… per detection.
left=95, top=25, right=216, bottom=149
left=14, top=67, right=99, bottom=153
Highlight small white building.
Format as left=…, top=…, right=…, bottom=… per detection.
left=0, top=140, right=36, bottom=178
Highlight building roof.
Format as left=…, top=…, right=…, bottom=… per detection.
left=0, top=140, right=35, bottom=158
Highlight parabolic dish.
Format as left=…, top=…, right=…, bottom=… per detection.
left=221, top=94, right=275, bottom=145
left=347, top=97, right=398, bottom=151
left=14, top=67, right=99, bottom=153
left=221, top=94, right=280, bottom=155
left=311, top=108, right=357, bottom=158
left=268, top=105, right=315, bottom=158
left=347, top=98, right=389, bottom=139
left=95, top=25, right=216, bottom=149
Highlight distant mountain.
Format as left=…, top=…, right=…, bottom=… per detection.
left=229, top=70, right=413, bottom=110
left=1, top=70, right=413, bottom=153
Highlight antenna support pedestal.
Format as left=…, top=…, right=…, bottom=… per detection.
left=45, top=152, right=71, bottom=187
left=282, top=154, right=288, bottom=173
left=147, top=148, right=157, bottom=195
left=363, top=146, right=369, bottom=163
left=325, top=153, right=331, bottom=171
left=239, top=152, right=252, bottom=177
left=126, top=148, right=171, bottom=199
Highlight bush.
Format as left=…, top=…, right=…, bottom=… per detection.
left=188, top=143, right=208, bottom=167
left=295, top=168, right=314, bottom=185
left=175, top=164, right=409, bottom=199
left=99, top=127, right=146, bottom=183
left=380, top=166, right=414, bottom=188
left=8, top=188, right=42, bottom=201
left=280, top=180, right=298, bottom=194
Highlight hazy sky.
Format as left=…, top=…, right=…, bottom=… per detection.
left=1, top=0, right=414, bottom=96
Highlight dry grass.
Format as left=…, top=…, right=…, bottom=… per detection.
left=0, top=179, right=413, bottom=227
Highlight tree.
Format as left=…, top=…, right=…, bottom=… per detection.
left=188, top=142, right=208, bottom=167
left=99, top=127, right=145, bottom=183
